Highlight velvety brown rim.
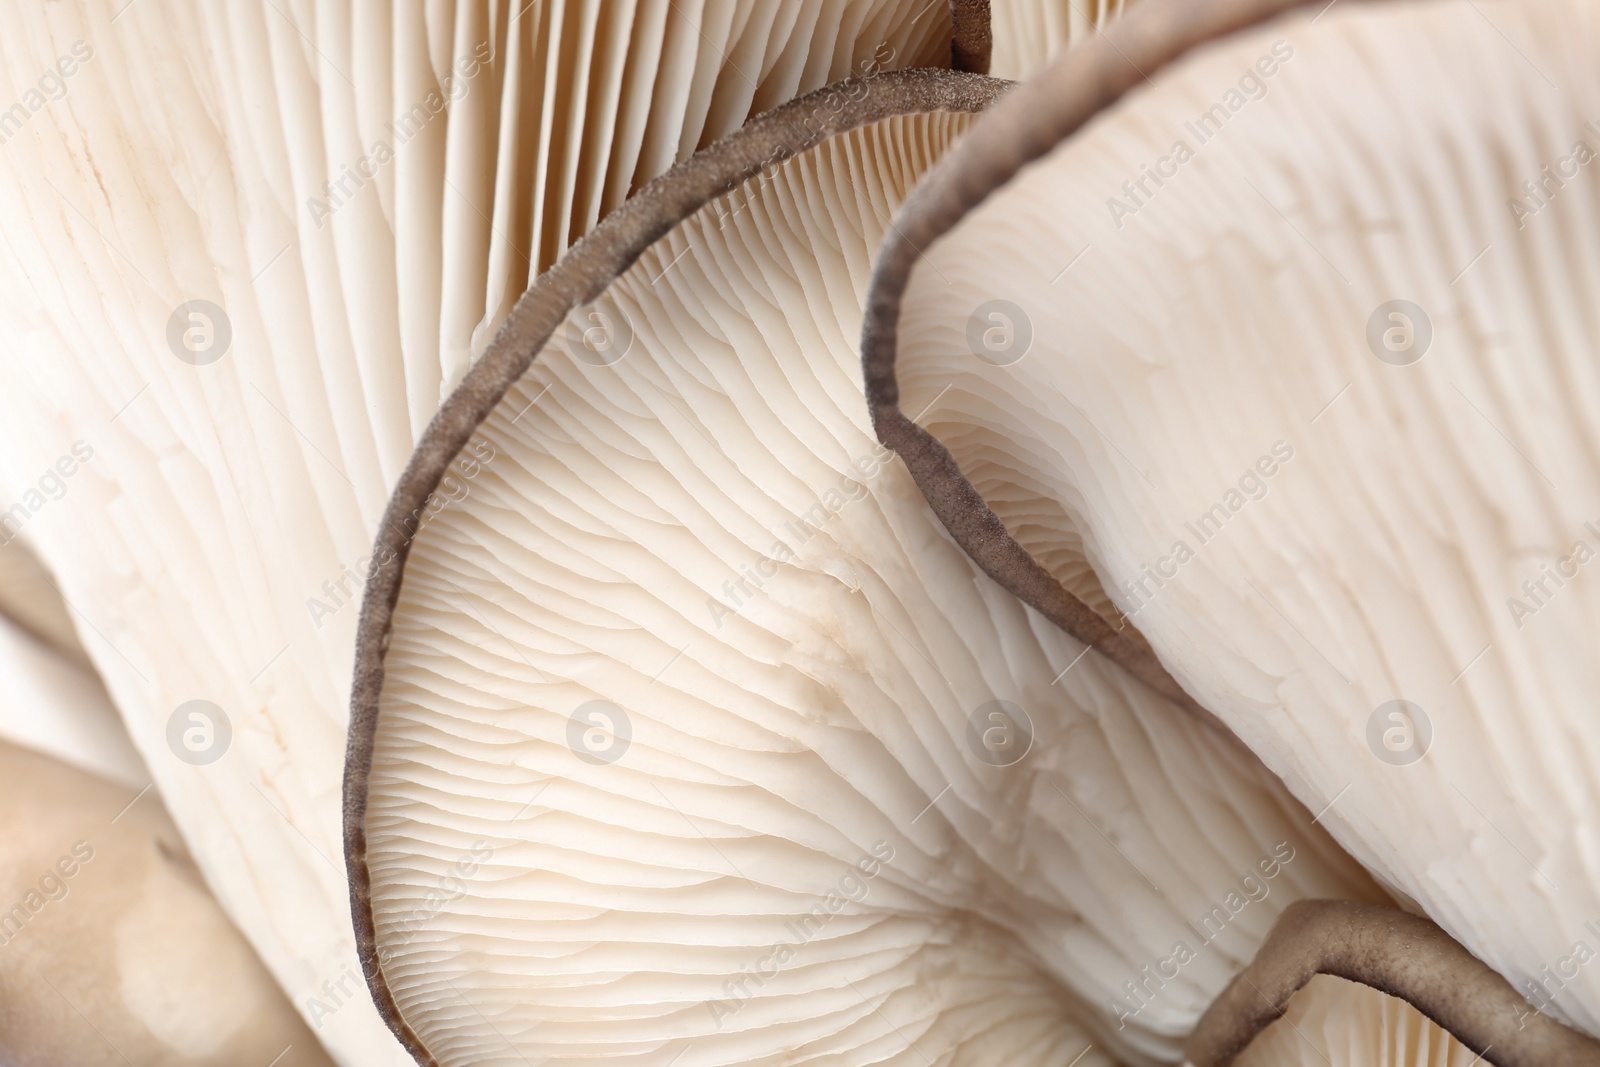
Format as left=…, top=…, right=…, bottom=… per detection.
left=860, top=1, right=1600, bottom=1064
left=1186, top=900, right=1600, bottom=1066
left=342, top=68, right=1013, bottom=1067
left=860, top=0, right=1330, bottom=726
left=950, top=0, right=993, bottom=72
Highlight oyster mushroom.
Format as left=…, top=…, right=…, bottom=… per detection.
left=0, top=0, right=977, bottom=1059
left=4, top=0, right=1595, bottom=1064
left=346, top=68, right=1385, bottom=1066
left=862, top=0, right=1600, bottom=1057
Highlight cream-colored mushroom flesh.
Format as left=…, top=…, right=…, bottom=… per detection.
left=891, top=0, right=1600, bottom=1039
left=352, top=75, right=1381, bottom=1066
left=0, top=739, right=332, bottom=1067
left=0, top=2, right=972, bottom=1061
left=988, top=0, right=1142, bottom=80
left=446, top=0, right=958, bottom=284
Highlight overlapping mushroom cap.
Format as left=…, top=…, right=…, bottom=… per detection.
left=875, top=0, right=1600, bottom=1043
left=6, top=0, right=1600, bottom=1062
left=0, top=1, right=971, bottom=1060
left=345, top=67, right=1391, bottom=1066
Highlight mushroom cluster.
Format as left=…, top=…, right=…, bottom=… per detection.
left=1, top=0, right=1599, bottom=1065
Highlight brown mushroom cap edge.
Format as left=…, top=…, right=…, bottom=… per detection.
left=342, top=68, right=1014, bottom=1066
left=856, top=0, right=1600, bottom=1063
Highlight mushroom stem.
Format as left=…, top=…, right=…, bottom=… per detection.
left=1186, top=900, right=1600, bottom=1067
left=862, top=0, right=1327, bottom=722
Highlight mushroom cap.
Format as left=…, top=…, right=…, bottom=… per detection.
left=0, top=1, right=976, bottom=1059
left=349, top=69, right=1380, bottom=1067
left=881, top=0, right=1600, bottom=1039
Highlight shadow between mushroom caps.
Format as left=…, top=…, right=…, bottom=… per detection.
left=342, top=68, right=1013, bottom=1067
left=855, top=0, right=1600, bottom=1062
